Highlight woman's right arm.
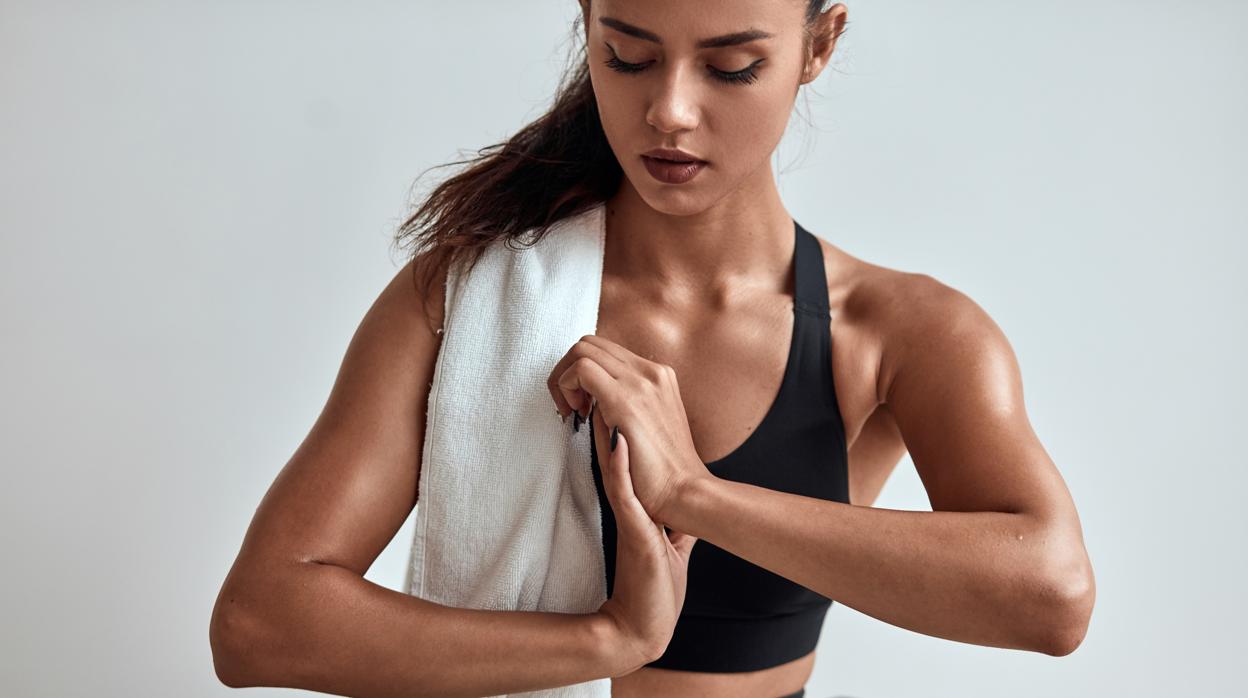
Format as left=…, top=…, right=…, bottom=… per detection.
left=208, top=255, right=651, bottom=697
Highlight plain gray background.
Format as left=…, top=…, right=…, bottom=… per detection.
left=2, top=1, right=1244, bottom=696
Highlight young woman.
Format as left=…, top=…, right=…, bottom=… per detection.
left=211, top=2, right=1095, bottom=696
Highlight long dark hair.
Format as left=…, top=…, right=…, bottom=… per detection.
left=391, top=1, right=847, bottom=322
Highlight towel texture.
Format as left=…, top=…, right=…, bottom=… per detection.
left=407, top=202, right=612, bottom=697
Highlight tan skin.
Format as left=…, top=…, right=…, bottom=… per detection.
left=570, top=210, right=911, bottom=697
left=210, top=1, right=1092, bottom=695
left=547, top=0, right=1093, bottom=694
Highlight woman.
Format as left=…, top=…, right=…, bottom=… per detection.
left=210, top=1, right=1095, bottom=696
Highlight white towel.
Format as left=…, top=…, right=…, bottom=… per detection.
left=406, top=202, right=612, bottom=697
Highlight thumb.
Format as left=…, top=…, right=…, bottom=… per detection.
left=605, top=423, right=648, bottom=520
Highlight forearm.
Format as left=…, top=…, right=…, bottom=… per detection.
left=667, top=476, right=1092, bottom=655
left=212, top=560, right=638, bottom=697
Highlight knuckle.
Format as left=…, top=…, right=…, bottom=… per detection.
left=572, top=355, right=594, bottom=373
left=563, top=339, right=589, bottom=359
left=641, top=363, right=664, bottom=383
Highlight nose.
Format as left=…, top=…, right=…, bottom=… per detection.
left=645, top=63, right=701, bottom=134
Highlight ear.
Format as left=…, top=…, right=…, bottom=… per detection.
left=802, top=3, right=849, bottom=84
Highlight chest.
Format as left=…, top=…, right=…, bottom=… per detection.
left=593, top=276, right=883, bottom=472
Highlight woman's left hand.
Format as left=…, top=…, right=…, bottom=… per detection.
left=547, top=334, right=711, bottom=527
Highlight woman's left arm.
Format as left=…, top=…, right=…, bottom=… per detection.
left=663, top=277, right=1096, bottom=656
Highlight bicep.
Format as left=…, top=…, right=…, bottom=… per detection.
left=233, top=256, right=448, bottom=578
left=882, top=277, right=1077, bottom=524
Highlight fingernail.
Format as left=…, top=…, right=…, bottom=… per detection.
left=573, top=411, right=581, bottom=432
left=610, top=425, right=619, bottom=452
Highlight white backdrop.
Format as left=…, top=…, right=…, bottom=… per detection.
left=2, top=1, right=1244, bottom=696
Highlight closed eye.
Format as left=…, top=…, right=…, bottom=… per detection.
left=602, top=43, right=763, bottom=86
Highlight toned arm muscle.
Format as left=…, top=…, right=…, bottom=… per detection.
left=209, top=256, right=636, bottom=696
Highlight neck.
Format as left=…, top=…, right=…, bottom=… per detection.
left=601, top=166, right=795, bottom=305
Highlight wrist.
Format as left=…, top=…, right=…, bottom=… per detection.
left=588, top=610, right=653, bottom=677
left=660, top=471, right=717, bottom=536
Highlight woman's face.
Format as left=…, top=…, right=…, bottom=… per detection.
left=582, top=0, right=827, bottom=213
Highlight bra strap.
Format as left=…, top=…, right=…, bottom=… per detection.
left=792, top=221, right=830, bottom=318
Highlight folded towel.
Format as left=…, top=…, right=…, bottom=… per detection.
left=406, top=202, right=612, bottom=697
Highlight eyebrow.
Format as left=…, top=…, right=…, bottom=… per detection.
left=598, top=16, right=774, bottom=49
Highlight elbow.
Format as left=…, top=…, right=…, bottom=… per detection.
left=210, top=593, right=270, bottom=688
left=1035, top=558, right=1096, bottom=657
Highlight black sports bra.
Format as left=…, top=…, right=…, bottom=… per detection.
left=588, top=219, right=850, bottom=673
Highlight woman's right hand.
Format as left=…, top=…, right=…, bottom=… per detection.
left=590, top=404, right=698, bottom=672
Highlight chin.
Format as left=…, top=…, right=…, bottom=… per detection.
left=630, top=175, right=718, bottom=216
left=633, top=189, right=712, bottom=217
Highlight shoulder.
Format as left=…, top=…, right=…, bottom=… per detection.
left=874, top=269, right=1016, bottom=406
left=872, top=267, right=994, bottom=338
left=381, top=248, right=454, bottom=342
left=812, top=237, right=1013, bottom=404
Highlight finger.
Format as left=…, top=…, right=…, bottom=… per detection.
left=593, top=404, right=618, bottom=500
left=556, top=356, right=621, bottom=423
left=599, top=419, right=651, bottom=526
left=575, top=334, right=642, bottom=367
left=545, top=337, right=629, bottom=420
left=564, top=342, right=627, bottom=417
left=598, top=407, right=670, bottom=537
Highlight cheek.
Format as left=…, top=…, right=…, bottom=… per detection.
left=594, top=100, right=633, bottom=162
left=586, top=68, right=635, bottom=142
left=594, top=95, right=649, bottom=169
left=706, top=87, right=796, bottom=165
left=720, top=91, right=789, bottom=142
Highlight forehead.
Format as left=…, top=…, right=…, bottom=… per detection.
left=590, top=0, right=804, bottom=46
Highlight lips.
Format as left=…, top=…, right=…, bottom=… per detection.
left=641, top=155, right=708, bottom=184
left=642, top=147, right=707, bottom=164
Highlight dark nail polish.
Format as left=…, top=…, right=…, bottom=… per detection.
left=610, top=425, right=619, bottom=452
left=573, top=411, right=581, bottom=432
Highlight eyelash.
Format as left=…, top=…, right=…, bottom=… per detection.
left=602, top=44, right=763, bottom=86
